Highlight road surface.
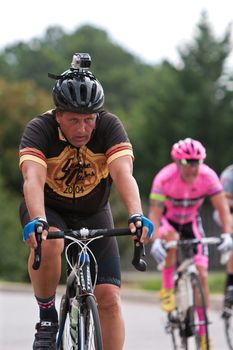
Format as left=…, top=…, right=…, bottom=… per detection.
left=0, top=285, right=229, bottom=349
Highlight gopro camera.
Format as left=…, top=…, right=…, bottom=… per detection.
left=71, top=53, right=91, bottom=70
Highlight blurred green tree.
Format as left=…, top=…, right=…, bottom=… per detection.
left=0, top=79, right=51, bottom=192
left=0, top=14, right=233, bottom=279
left=133, top=12, right=233, bottom=197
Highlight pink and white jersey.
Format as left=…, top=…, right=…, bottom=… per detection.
left=150, top=163, right=222, bottom=224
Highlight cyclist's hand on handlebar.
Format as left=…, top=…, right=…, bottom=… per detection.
left=22, top=217, right=49, bottom=249
left=217, top=233, right=233, bottom=253
left=150, top=238, right=167, bottom=264
left=128, top=213, right=154, bottom=244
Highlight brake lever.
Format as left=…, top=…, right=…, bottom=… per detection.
left=32, top=223, right=43, bottom=270
left=131, top=226, right=147, bottom=272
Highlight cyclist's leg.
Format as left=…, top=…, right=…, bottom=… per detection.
left=214, top=206, right=233, bottom=313
left=192, top=217, right=211, bottom=347
left=20, top=201, right=66, bottom=348
left=191, top=273, right=210, bottom=350
left=192, top=217, right=209, bottom=304
left=158, top=218, right=178, bottom=312
left=93, top=245, right=123, bottom=348
left=222, top=255, right=233, bottom=350
left=92, top=219, right=124, bottom=350
left=20, top=201, right=66, bottom=313
left=94, top=283, right=123, bottom=350
left=224, top=252, right=233, bottom=308
left=195, top=264, right=209, bottom=342
left=28, top=235, right=63, bottom=297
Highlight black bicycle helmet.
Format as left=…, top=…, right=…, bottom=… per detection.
left=52, top=69, right=104, bottom=114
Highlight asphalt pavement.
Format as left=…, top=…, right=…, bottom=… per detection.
left=0, top=271, right=224, bottom=311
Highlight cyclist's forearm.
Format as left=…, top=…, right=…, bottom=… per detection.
left=148, top=200, right=164, bottom=238
left=211, top=192, right=233, bottom=233
left=23, top=176, right=46, bottom=219
left=218, top=198, right=232, bottom=232
left=219, top=212, right=233, bottom=233
left=21, top=161, right=47, bottom=220
left=23, top=179, right=46, bottom=219
left=109, top=156, right=143, bottom=215
left=115, top=174, right=143, bottom=215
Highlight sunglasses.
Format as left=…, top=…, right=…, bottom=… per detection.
left=180, top=159, right=203, bottom=166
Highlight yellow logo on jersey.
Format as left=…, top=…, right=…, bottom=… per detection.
left=46, top=146, right=109, bottom=198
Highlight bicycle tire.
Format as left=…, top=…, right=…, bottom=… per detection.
left=167, top=275, right=190, bottom=350
left=190, top=273, right=209, bottom=350
left=168, top=272, right=210, bottom=350
left=223, top=310, right=233, bottom=350
left=79, top=295, right=103, bottom=350
left=166, top=311, right=188, bottom=350
left=57, top=294, right=73, bottom=350
left=57, top=294, right=103, bottom=350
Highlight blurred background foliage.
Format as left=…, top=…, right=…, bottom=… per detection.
left=0, top=12, right=232, bottom=280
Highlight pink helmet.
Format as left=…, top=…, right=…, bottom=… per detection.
left=171, top=138, right=206, bottom=161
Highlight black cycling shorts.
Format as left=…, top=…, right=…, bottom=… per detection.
left=19, top=201, right=121, bottom=287
left=167, top=216, right=209, bottom=259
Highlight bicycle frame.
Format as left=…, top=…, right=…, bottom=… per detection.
left=163, top=237, right=222, bottom=350
left=55, top=236, right=96, bottom=348
left=33, top=226, right=147, bottom=350
left=175, top=255, right=198, bottom=313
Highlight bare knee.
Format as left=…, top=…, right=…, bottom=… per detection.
left=30, top=238, right=63, bottom=268
left=95, top=284, right=121, bottom=313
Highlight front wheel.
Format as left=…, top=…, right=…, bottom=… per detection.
left=165, top=311, right=188, bottom=350
left=79, top=295, right=103, bottom=350
left=190, top=274, right=209, bottom=350
left=57, top=294, right=103, bottom=350
left=57, top=294, right=73, bottom=350
left=223, top=309, right=233, bottom=350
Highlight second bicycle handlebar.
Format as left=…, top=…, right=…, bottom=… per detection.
left=33, top=226, right=147, bottom=272
left=163, top=236, right=222, bottom=250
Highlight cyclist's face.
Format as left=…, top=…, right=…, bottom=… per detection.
left=56, top=111, right=97, bottom=147
left=177, top=161, right=200, bottom=183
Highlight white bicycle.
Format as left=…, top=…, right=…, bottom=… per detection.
left=162, top=237, right=222, bottom=350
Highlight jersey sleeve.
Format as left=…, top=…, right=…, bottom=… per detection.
left=204, top=166, right=223, bottom=196
left=19, top=117, right=49, bottom=168
left=99, top=113, right=134, bottom=164
left=220, top=166, right=233, bottom=196
left=149, top=169, right=167, bottom=202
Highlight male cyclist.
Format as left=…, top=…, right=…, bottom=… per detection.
left=19, top=53, right=153, bottom=350
left=213, top=164, right=233, bottom=313
left=148, top=138, right=233, bottom=349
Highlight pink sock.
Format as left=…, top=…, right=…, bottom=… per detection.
left=162, top=266, right=175, bottom=289
left=195, top=306, right=207, bottom=336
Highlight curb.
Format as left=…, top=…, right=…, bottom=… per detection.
left=0, top=281, right=223, bottom=311
left=121, top=286, right=223, bottom=311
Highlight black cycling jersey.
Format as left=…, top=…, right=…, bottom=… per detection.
left=19, top=109, right=133, bottom=215
left=19, top=109, right=134, bottom=287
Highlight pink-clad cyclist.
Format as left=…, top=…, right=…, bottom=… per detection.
left=148, top=138, right=233, bottom=349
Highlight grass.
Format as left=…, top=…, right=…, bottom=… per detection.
left=207, top=271, right=226, bottom=294
left=123, top=271, right=226, bottom=294
left=0, top=271, right=226, bottom=295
